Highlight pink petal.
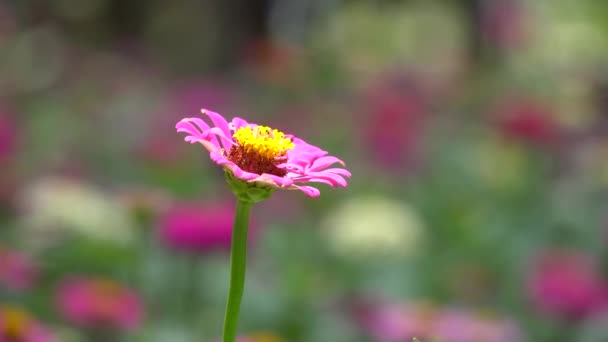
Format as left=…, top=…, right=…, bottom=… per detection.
left=255, top=174, right=293, bottom=187
left=210, top=151, right=233, bottom=165
left=290, top=176, right=334, bottom=186
left=295, top=185, right=321, bottom=198
left=308, top=156, right=345, bottom=171
left=228, top=166, right=260, bottom=181
left=230, top=117, right=251, bottom=131
left=177, top=118, right=221, bottom=148
left=182, top=117, right=211, bottom=131
left=322, top=168, right=352, bottom=177
left=202, top=109, right=231, bottom=138
left=207, top=127, right=236, bottom=150
left=294, top=172, right=348, bottom=187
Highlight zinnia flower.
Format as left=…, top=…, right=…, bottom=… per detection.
left=176, top=109, right=350, bottom=198
left=0, top=306, right=56, bottom=342
left=55, top=277, right=143, bottom=331
left=0, top=246, right=37, bottom=291
left=159, top=202, right=251, bottom=254
left=527, top=249, right=607, bottom=320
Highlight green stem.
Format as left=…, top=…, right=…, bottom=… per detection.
left=222, top=199, right=253, bottom=342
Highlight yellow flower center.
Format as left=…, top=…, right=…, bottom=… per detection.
left=227, top=125, right=294, bottom=176
left=233, top=126, right=294, bottom=160
left=2, top=308, right=30, bottom=339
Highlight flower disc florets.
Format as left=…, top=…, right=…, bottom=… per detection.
left=227, top=126, right=294, bottom=177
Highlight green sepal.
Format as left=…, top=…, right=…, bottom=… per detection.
left=225, top=170, right=275, bottom=204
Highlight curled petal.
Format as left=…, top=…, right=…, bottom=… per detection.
left=202, top=109, right=231, bottom=138
left=207, top=127, right=236, bottom=150
left=322, top=168, right=352, bottom=177
left=294, top=172, right=348, bottom=187
left=180, top=117, right=211, bottom=131
left=295, top=185, right=321, bottom=198
left=178, top=118, right=221, bottom=148
left=308, top=156, right=345, bottom=171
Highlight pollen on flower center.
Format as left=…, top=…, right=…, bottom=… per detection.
left=227, top=125, right=294, bottom=176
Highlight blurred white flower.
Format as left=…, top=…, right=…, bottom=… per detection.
left=19, top=177, right=134, bottom=247
left=322, top=196, right=424, bottom=259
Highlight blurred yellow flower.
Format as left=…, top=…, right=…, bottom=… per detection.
left=322, top=196, right=424, bottom=259
left=19, top=177, right=134, bottom=248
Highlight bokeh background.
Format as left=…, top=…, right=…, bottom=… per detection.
left=2, top=0, right=608, bottom=341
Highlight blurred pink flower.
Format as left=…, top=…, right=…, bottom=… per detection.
left=0, top=306, right=56, bottom=342
left=528, top=249, right=607, bottom=320
left=0, top=247, right=37, bottom=291
left=481, top=0, right=528, bottom=49
left=159, top=202, right=244, bottom=254
left=55, top=277, right=143, bottom=331
left=356, top=301, right=522, bottom=342
left=0, top=110, right=16, bottom=164
left=362, top=75, right=427, bottom=170
left=496, top=99, right=560, bottom=146
left=434, top=309, right=522, bottom=342
left=357, top=302, right=433, bottom=341
left=176, top=109, right=350, bottom=198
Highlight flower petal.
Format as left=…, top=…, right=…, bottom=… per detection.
left=293, top=172, right=348, bottom=187
left=295, top=185, right=321, bottom=198
left=255, top=174, right=293, bottom=187
left=201, top=109, right=231, bottom=138
left=230, top=117, right=250, bottom=131
left=321, top=168, right=352, bottom=177
left=308, top=156, right=345, bottom=171
left=177, top=118, right=221, bottom=149
left=207, top=127, right=236, bottom=150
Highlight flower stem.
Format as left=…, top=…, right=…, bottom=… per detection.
left=222, top=199, right=253, bottom=342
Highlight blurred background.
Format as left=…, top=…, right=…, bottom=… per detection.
left=1, top=0, right=608, bottom=341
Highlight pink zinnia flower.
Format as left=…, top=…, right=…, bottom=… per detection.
left=55, top=277, right=143, bottom=331
left=527, top=249, right=607, bottom=320
left=0, top=247, right=37, bottom=291
left=176, top=109, right=350, bottom=198
left=362, top=75, right=427, bottom=170
left=159, top=202, right=252, bottom=254
left=0, top=306, right=56, bottom=342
